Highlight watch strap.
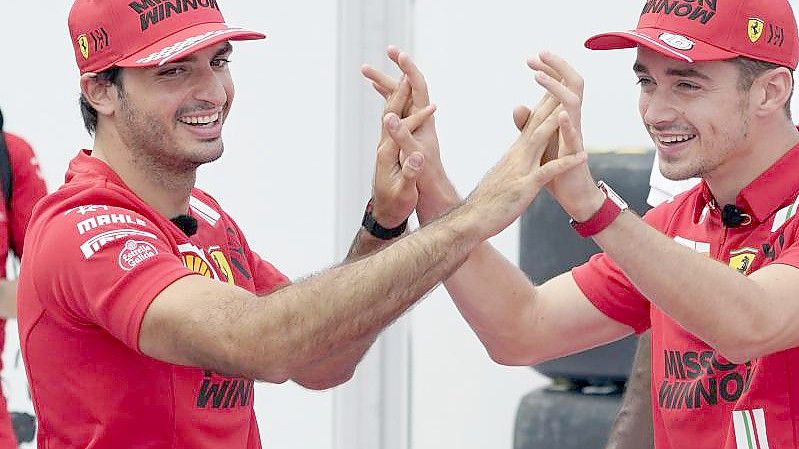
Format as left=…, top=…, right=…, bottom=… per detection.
left=570, top=181, right=628, bottom=238
left=362, top=199, right=408, bottom=240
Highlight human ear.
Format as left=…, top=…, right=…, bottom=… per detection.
left=80, top=72, right=120, bottom=118
left=753, top=67, right=793, bottom=118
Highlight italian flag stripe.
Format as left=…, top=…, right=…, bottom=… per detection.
left=772, top=194, right=799, bottom=232
left=752, top=409, right=770, bottom=449
left=733, top=409, right=770, bottom=449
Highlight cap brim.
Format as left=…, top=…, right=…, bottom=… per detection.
left=584, top=28, right=739, bottom=63
left=117, top=22, right=265, bottom=69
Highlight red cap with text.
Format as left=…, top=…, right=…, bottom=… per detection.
left=585, top=0, right=799, bottom=69
left=68, top=0, right=265, bottom=74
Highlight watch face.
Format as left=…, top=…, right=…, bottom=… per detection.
left=598, top=181, right=629, bottom=210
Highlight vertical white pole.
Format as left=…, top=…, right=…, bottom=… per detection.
left=333, top=1, right=413, bottom=449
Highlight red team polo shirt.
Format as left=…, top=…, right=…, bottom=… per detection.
left=0, top=133, right=46, bottom=448
left=18, top=151, right=288, bottom=448
left=573, top=140, right=799, bottom=449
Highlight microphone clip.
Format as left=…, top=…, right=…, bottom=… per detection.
left=171, top=214, right=198, bottom=237
left=721, top=204, right=752, bottom=228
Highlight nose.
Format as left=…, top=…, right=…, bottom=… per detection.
left=641, top=87, right=681, bottom=130
left=192, top=66, right=229, bottom=108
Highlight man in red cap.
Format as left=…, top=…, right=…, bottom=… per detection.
left=365, top=0, right=799, bottom=448
left=16, top=0, right=587, bottom=447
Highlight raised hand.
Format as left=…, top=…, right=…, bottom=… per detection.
left=527, top=51, right=605, bottom=222
left=362, top=47, right=459, bottom=225
left=370, top=74, right=437, bottom=228
left=458, top=98, right=587, bottom=241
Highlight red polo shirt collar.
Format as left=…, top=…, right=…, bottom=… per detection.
left=694, top=136, right=799, bottom=224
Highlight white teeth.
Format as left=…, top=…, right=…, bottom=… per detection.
left=660, top=134, right=695, bottom=144
left=178, top=112, right=220, bottom=126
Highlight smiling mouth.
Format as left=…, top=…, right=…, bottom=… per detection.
left=177, top=111, right=222, bottom=128
left=657, top=134, right=697, bottom=146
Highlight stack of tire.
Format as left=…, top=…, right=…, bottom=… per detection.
left=515, top=149, right=654, bottom=449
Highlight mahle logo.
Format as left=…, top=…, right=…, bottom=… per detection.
left=748, top=18, right=765, bottom=43
left=77, top=34, right=90, bottom=59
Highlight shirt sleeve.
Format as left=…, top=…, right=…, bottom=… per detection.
left=223, top=212, right=289, bottom=295
left=248, top=248, right=290, bottom=295
left=4, top=133, right=48, bottom=256
left=35, top=204, right=194, bottom=351
left=571, top=253, right=651, bottom=334
left=570, top=210, right=663, bottom=334
left=765, top=223, right=799, bottom=272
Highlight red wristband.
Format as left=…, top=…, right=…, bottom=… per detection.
left=570, top=181, right=628, bottom=238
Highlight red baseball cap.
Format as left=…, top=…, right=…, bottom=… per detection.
left=585, top=0, right=799, bottom=70
left=68, top=0, right=265, bottom=74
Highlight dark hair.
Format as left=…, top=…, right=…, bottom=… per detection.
left=79, top=67, right=124, bottom=135
left=728, top=56, right=794, bottom=118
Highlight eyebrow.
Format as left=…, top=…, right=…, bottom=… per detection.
left=633, top=61, right=711, bottom=80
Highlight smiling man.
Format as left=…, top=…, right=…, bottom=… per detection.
left=480, top=1, right=799, bottom=447
left=14, top=0, right=588, bottom=447
left=365, top=0, right=799, bottom=448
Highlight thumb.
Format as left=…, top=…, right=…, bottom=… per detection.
left=534, top=153, right=588, bottom=185
left=401, top=152, right=425, bottom=181
left=513, top=105, right=531, bottom=132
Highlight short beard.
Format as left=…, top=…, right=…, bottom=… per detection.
left=115, top=87, right=223, bottom=189
left=658, top=92, right=750, bottom=182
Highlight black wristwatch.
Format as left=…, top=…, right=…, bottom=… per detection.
left=361, top=199, right=408, bottom=240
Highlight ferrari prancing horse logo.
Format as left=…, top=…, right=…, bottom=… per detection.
left=748, top=18, right=765, bottom=43
left=77, top=34, right=90, bottom=59
left=729, top=247, right=758, bottom=275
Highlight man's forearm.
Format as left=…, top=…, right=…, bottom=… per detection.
left=290, top=334, right=377, bottom=390
left=290, top=228, right=405, bottom=390
left=592, top=211, right=775, bottom=362
left=346, top=228, right=403, bottom=262
left=605, top=331, right=654, bottom=449
left=227, top=207, right=478, bottom=382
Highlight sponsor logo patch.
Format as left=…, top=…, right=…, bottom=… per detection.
left=641, top=1, right=716, bottom=25
left=748, top=18, right=765, bottom=43
left=87, top=28, right=110, bottom=55
left=65, top=205, right=110, bottom=216
left=659, top=349, right=752, bottom=410
left=128, top=0, right=221, bottom=32
left=77, top=34, right=90, bottom=59
left=766, top=23, right=786, bottom=47
left=81, top=229, right=158, bottom=259
left=178, top=243, right=220, bottom=279
left=659, top=33, right=695, bottom=51
left=729, top=247, right=758, bottom=275
left=77, top=214, right=147, bottom=235
left=118, top=240, right=158, bottom=271
left=209, top=246, right=234, bottom=284
left=196, top=371, right=253, bottom=409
